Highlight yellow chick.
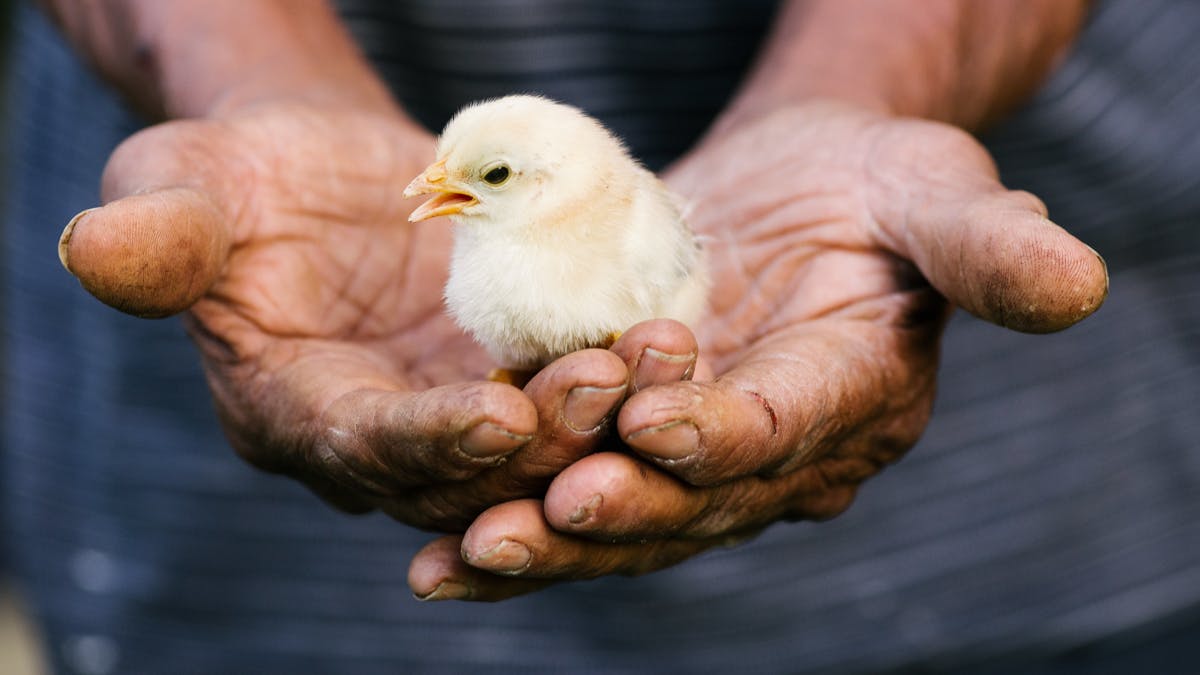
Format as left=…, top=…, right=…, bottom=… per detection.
left=404, top=95, right=709, bottom=374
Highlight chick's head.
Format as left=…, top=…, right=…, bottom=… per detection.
left=404, top=95, right=633, bottom=232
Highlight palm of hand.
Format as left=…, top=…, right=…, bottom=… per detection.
left=65, top=99, right=1104, bottom=600
left=614, top=100, right=1102, bottom=518
left=663, top=103, right=974, bottom=496
left=178, top=105, right=476, bottom=383
left=77, top=103, right=544, bottom=513
left=405, top=102, right=1104, bottom=600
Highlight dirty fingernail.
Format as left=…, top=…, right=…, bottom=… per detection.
left=627, top=420, right=699, bottom=460
left=466, top=539, right=531, bottom=574
left=568, top=494, right=603, bottom=526
left=635, top=348, right=696, bottom=392
left=562, top=384, right=626, bottom=433
left=460, top=422, right=532, bottom=458
left=58, top=207, right=99, bottom=273
left=415, top=580, right=471, bottom=602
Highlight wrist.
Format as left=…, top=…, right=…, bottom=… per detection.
left=712, top=0, right=1088, bottom=135
left=44, top=0, right=398, bottom=120
left=152, top=1, right=397, bottom=119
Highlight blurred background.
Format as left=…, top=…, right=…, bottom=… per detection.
left=1, top=0, right=48, bottom=671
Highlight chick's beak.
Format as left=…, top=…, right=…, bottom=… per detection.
left=403, top=159, right=478, bottom=222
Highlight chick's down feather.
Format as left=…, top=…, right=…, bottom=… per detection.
left=404, top=95, right=709, bottom=370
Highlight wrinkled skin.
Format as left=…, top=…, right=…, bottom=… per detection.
left=408, top=102, right=1107, bottom=600
left=59, top=100, right=1106, bottom=602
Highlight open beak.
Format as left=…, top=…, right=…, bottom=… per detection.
left=403, top=158, right=478, bottom=222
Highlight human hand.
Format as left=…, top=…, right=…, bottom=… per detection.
left=57, top=101, right=698, bottom=527
left=407, top=100, right=1107, bottom=600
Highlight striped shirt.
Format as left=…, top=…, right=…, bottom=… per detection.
left=3, top=0, right=1199, bottom=672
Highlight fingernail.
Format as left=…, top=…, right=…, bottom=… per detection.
left=467, top=539, right=531, bottom=574
left=58, top=207, right=98, bottom=273
left=1085, top=244, right=1110, bottom=282
left=415, top=580, right=471, bottom=601
left=460, top=422, right=532, bottom=458
left=626, top=420, right=699, bottom=460
left=568, top=494, right=603, bottom=526
left=562, top=384, right=626, bottom=433
left=634, top=348, right=696, bottom=392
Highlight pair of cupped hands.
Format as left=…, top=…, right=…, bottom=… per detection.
left=59, top=96, right=1106, bottom=601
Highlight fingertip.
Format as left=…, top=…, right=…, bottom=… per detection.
left=532, top=348, right=628, bottom=391
left=449, top=379, right=539, bottom=458
left=460, top=379, right=539, bottom=436
left=610, top=318, right=697, bottom=361
left=411, top=537, right=551, bottom=601
left=900, top=177, right=1111, bottom=334
left=460, top=500, right=543, bottom=573
left=968, top=215, right=1109, bottom=333
left=544, top=452, right=675, bottom=537
left=408, top=536, right=470, bottom=600
left=609, top=319, right=699, bottom=392
left=525, top=348, right=628, bottom=431
left=58, top=207, right=98, bottom=273
left=618, top=378, right=783, bottom=486
left=615, top=380, right=703, bottom=443
left=461, top=500, right=538, bottom=547
left=62, top=187, right=230, bottom=318
left=547, top=452, right=723, bottom=543
left=543, top=454, right=623, bottom=531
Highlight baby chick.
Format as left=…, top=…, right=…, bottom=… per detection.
left=404, top=95, right=709, bottom=374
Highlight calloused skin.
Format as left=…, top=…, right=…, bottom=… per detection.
left=407, top=101, right=1108, bottom=600
left=63, top=101, right=686, bottom=529
left=60, top=98, right=1106, bottom=602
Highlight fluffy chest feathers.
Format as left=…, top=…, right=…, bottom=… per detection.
left=404, top=95, right=710, bottom=369
left=446, top=173, right=703, bottom=369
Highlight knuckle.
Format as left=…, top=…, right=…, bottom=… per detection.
left=308, top=423, right=395, bottom=495
left=102, top=120, right=229, bottom=199
left=1005, top=189, right=1049, bottom=217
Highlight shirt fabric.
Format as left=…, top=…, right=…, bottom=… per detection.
left=3, top=1, right=1199, bottom=673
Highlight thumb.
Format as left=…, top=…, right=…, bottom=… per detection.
left=57, top=120, right=235, bottom=318
left=903, top=187, right=1108, bottom=334
left=870, top=122, right=1109, bottom=334
left=58, top=187, right=230, bottom=318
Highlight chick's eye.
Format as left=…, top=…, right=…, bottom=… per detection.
left=482, top=164, right=511, bottom=186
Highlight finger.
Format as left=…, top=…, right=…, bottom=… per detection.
left=408, top=535, right=552, bottom=602
left=618, top=309, right=937, bottom=486
left=309, top=380, right=538, bottom=492
left=382, top=348, right=629, bottom=531
left=59, top=187, right=230, bottom=318
left=544, top=452, right=861, bottom=542
left=607, top=319, right=699, bottom=393
left=870, top=122, right=1108, bottom=333
left=188, top=318, right=538, bottom=494
left=59, top=120, right=241, bottom=317
left=459, top=499, right=724, bottom=581
left=391, top=322, right=700, bottom=530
